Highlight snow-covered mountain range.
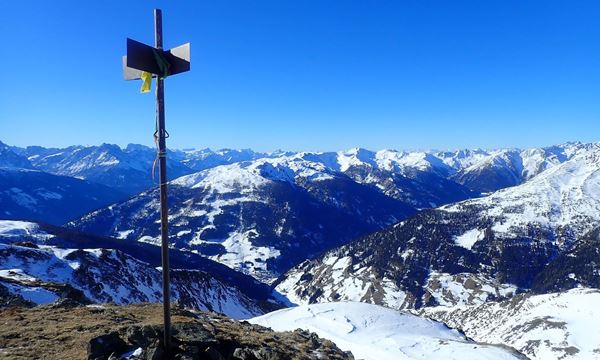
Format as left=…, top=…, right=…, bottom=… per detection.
left=5, top=141, right=288, bottom=195
left=3, top=140, right=592, bottom=196
left=3, top=139, right=596, bottom=282
left=275, top=145, right=600, bottom=310
left=2, top=139, right=600, bottom=358
left=12, top=143, right=236, bottom=195
left=68, top=155, right=420, bottom=282
left=0, top=141, right=33, bottom=169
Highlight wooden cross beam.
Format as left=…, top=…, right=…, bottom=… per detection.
left=123, top=9, right=190, bottom=356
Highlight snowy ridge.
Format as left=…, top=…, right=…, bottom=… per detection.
left=13, top=144, right=279, bottom=195
left=17, top=144, right=195, bottom=195
left=435, top=148, right=490, bottom=170
left=4, top=139, right=597, bottom=211
left=332, top=147, right=450, bottom=175
left=420, top=288, right=600, bottom=360
left=0, top=242, right=267, bottom=319
left=0, top=220, right=51, bottom=240
left=0, top=219, right=282, bottom=317
left=295, top=142, right=596, bottom=194
left=289, top=150, right=474, bottom=208
left=171, top=156, right=338, bottom=192
left=444, top=142, right=599, bottom=192
left=249, top=302, right=523, bottom=360
left=442, top=148, right=600, bottom=242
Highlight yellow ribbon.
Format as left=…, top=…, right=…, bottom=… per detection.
left=140, top=71, right=152, bottom=93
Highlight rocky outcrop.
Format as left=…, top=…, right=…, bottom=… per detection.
left=0, top=302, right=353, bottom=360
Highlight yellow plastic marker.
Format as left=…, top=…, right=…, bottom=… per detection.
left=140, top=71, right=152, bottom=93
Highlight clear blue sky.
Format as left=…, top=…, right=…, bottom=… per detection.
left=1, top=1, right=599, bottom=152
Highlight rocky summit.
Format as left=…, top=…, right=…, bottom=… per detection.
left=0, top=302, right=353, bottom=360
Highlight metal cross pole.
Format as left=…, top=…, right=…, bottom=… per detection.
left=122, top=8, right=190, bottom=356
left=154, top=9, right=172, bottom=354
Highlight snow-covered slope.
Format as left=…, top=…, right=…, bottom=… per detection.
left=275, top=147, right=600, bottom=310
left=0, top=242, right=265, bottom=318
left=66, top=146, right=484, bottom=283
left=420, top=288, right=600, bottom=360
left=0, top=220, right=281, bottom=318
left=0, top=220, right=52, bottom=240
left=70, top=143, right=600, bottom=283
left=442, top=148, right=600, bottom=241
left=450, top=149, right=524, bottom=193
left=249, top=302, right=523, bottom=360
left=0, top=168, right=126, bottom=225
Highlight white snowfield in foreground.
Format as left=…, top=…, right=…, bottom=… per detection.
left=249, top=302, right=521, bottom=360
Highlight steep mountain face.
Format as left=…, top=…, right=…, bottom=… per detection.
left=0, top=141, right=32, bottom=169
left=69, top=157, right=418, bottom=283
left=0, top=168, right=126, bottom=225
left=450, top=149, right=524, bottom=193
left=419, top=288, right=600, bottom=360
left=275, top=149, right=600, bottom=309
left=307, top=148, right=475, bottom=208
left=250, top=302, right=523, bottom=360
left=440, top=142, right=594, bottom=193
left=0, top=220, right=281, bottom=318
